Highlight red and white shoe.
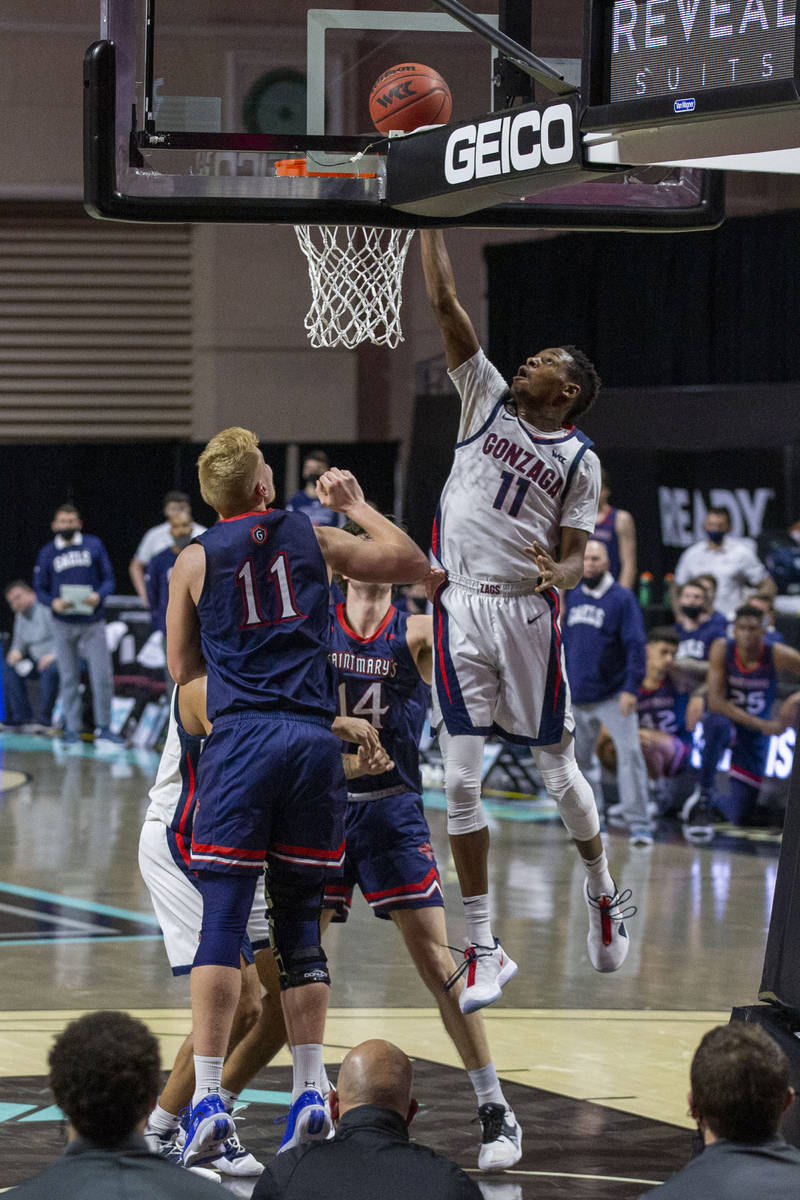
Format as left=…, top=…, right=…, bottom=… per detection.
left=583, top=878, right=635, bottom=972
left=451, top=939, right=518, bottom=1014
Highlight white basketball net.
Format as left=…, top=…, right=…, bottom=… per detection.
left=294, top=224, right=415, bottom=350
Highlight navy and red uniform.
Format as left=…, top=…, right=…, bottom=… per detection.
left=703, top=639, right=778, bottom=824
left=592, top=507, right=621, bottom=581
left=637, top=678, right=691, bottom=776
left=189, top=509, right=346, bottom=878
left=324, top=602, right=442, bottom=921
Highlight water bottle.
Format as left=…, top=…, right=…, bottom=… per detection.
left=662, top=572, right=674, bottom=611
left=638, top=571, right=652, bottom=608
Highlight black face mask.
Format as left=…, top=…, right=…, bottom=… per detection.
left=304, top=472, right=323, bottom=487
left=582, top=573, right=604, bottom=589
left=706, top=529, right=725, bottom=544
left=680, top=604, right=704, bottom=621
left=58, top=527, right=78, bottom=542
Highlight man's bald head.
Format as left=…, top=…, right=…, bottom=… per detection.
left=334, top=1041, right=414, bottom=1121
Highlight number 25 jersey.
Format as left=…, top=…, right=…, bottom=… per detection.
left=195, top=509, right=336, bottom=722
left=433, top=349, right=600, bottom=582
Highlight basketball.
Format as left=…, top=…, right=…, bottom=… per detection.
left=369, top=63, right=452, bottom=135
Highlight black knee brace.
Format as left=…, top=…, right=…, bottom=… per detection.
left=265, top=867, right=330, bottom=990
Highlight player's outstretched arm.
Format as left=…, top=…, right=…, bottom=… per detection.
left=773, top=642, right=800, bottom=679
left=314, top=469, right=429, bottom=584
left=419, top=229, right=480, bottom=371
left=406, top=614, right=434, bottom=685
left=166, top=544, right=206, bottom=685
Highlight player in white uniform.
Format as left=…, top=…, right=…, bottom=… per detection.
left=420, top=230, right=634, bottom=1013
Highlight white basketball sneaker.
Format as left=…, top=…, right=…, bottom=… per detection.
left=478, top=1103, right=523, bottom=1171
left=453, top=940, right=518, bottom=1015
left=583, top=878, right=636, bottom=972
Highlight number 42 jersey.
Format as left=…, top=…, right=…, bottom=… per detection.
left=195, top=509, right=336, bottom=722
left=330, top=602, right=430, bottom=797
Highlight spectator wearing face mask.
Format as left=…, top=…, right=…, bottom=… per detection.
left=671, top=507, right=775, bottom=619
left=33, top=504, right=122, bottom=746
left=286, top=450, right=346, bottom=528
left=144, top=511, right=196, bottom=636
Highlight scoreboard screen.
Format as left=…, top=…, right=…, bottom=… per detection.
left=603, top=0, right=797, bottom=103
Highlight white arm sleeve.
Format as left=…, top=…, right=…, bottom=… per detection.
left=448, top=348, right=509, bottom=442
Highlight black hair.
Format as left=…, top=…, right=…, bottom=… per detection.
left=163, top=490, right=190, bottom=506
left=648, top=625, right=679, bottom=646
left=49, top=1011, right=160, bottom=1147
left=734, top=604, right=766, bottom=623
left=4, top=579, right=31, bottom=595
left=561, top=346, right=601, bottom=423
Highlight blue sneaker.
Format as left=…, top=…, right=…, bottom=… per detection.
left=181, top=1093, right=235, bottom=1167
left=278, top=1090, right=331, bottom=1154
left=94, top=727, right=126, bottom=748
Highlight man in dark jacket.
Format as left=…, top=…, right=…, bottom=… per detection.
left=8, top=1011, right=223, bottom=1198
left=253, top=1040, right=482, bottom=1200
left=638, top=1022, right=800, bottom=1199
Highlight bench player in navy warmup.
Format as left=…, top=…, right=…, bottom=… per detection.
left=323, top=525, right=522, bottom=1170
left=166, top=428, right=428, bottom=1166
left=420, top=230, right=633, bottom=1013
left=683, top=603, right=800, bottom=841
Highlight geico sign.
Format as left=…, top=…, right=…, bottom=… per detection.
left=444, top=104, right=575, bottom=185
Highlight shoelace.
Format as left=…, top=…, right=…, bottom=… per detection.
left=476, top=1103, right=510, bottom=1143
left=585, top=887, right=637, bottom=922
left=442, top=943, right=497, bottom=993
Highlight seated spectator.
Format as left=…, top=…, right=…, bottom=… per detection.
left=672, top=507, right=775, bottom=619
left=8, top=1010, right=222, bottom=1198
left=672, top=577, right=727, bottom=681
left=253, top=1039, right=481, bottom=1200
left=285, top=450, right=346, bottom=528
left=2, top=580, right=58, bottom=732
left=637, top=1022, right=800, bottom=1199
left=144, top=510, right=195, bottom=635
left=597, top=626, right=703, bottom=817
left=129, top=492, right=206, bottom=607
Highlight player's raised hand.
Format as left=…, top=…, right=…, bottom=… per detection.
left=316, top=468, right=364, bottom=513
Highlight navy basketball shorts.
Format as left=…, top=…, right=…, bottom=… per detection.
left=324, top=789, right=443, bottom=921
left=190, top=711, right=346, bottom=876
left=730, top=726, right=769, bottom=790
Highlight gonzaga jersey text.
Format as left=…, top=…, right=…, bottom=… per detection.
left=433, top=349, right=600, bottom=581
left=330, top=603, right=430, bottom=796
left=195, top=510, right=336, bottom=722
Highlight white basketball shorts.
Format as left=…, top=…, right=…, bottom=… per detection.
left=431, top=574, right=574, bottom=746
left=138, top=819, right=271, bottom=975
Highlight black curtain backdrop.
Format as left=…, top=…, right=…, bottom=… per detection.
left=0, top=440, right=398, bottom=634
left=486, top=210, right=800, bottom=389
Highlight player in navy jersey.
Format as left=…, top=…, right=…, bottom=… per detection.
left=166, top=427, right=428, bottom=1166
left=593, top=469, right=637, bottom=589
left=598, top=627, right=704, bottom=820
left=683, top=604, right=800, bottom=842
left=323, top=532, right=522, bottom=1169
left=144, top=509, right=195, bottom=634
left=420, top=230, right=632, bottom=1015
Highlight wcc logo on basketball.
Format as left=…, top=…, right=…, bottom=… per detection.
left=373, top=79, right=416, bottom=110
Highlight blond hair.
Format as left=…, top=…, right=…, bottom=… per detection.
left=198, top=427, right=262, bottom=516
